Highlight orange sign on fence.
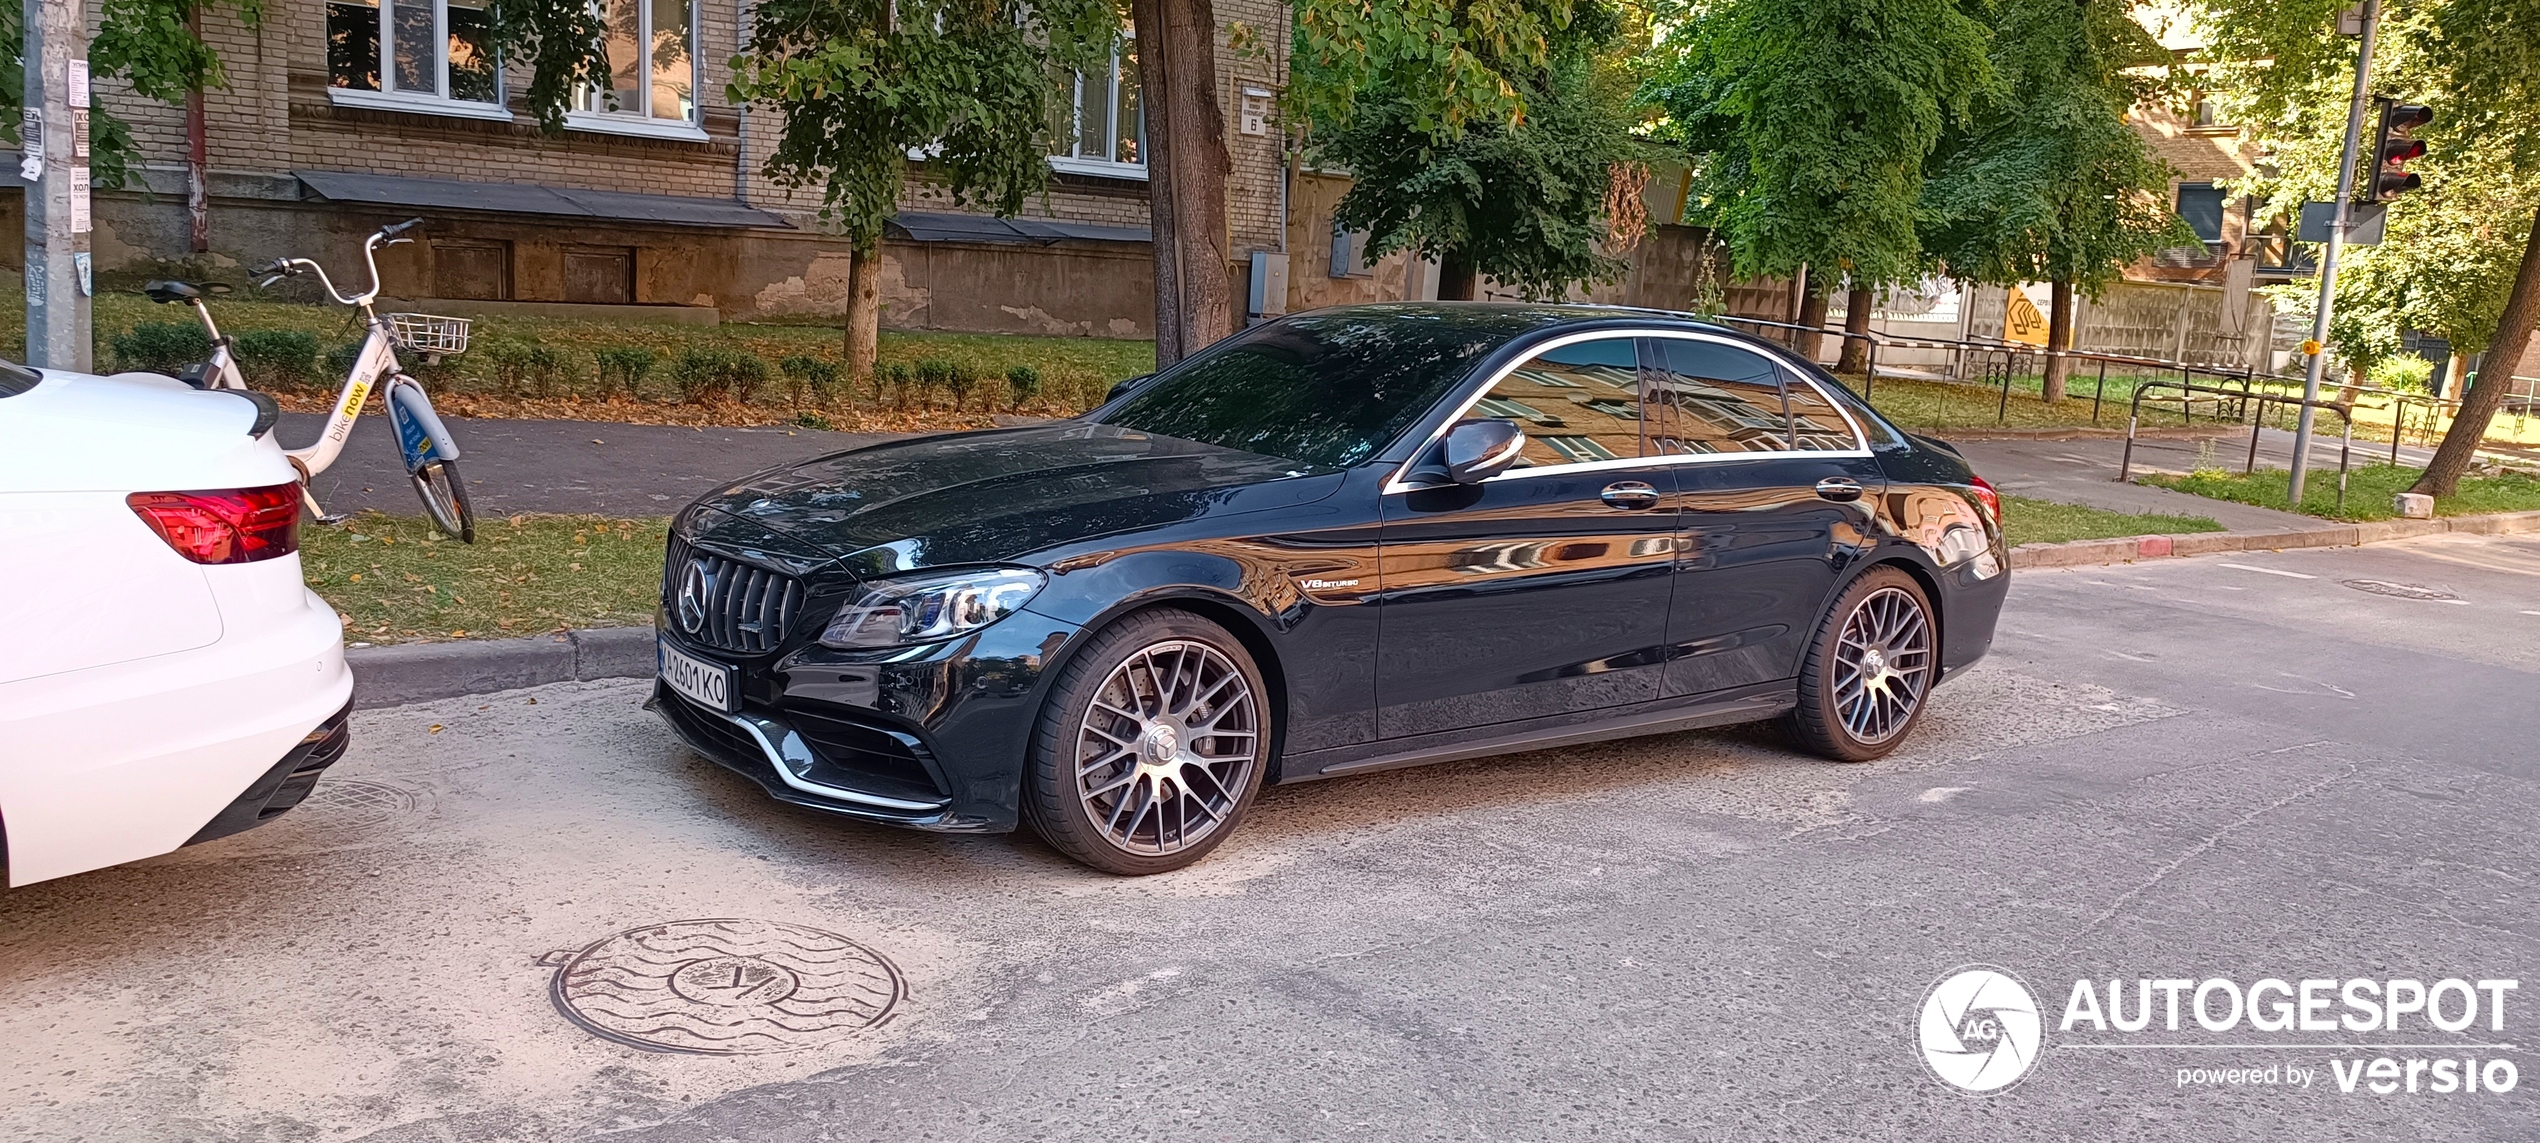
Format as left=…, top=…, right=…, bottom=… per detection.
left=2004, top=287, right=2050, bottom=347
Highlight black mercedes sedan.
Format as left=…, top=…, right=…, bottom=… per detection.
left=650, top=304, right=2008, bottom=874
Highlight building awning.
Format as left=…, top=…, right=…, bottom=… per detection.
left=889, top=210, right=1148, bottom=245
left=294, top=170, right=794, bottom=230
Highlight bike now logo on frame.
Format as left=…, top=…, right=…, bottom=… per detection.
left=1917, top=967, right=2526, bottom=1096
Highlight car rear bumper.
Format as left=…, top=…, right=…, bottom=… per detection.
left=0, top=587, right=351, bottom=886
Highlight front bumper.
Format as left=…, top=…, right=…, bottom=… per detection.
left=650, top=607, right=1086, bottom=834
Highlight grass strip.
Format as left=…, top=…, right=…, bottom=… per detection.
left=2138, top=463, right=2540, bottom=522
left=2000, top=496, right=2225, bottom=547
left=305, top=512, right=668, bottom=645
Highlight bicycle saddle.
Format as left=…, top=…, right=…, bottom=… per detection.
left=145, top=280, right=203, bottom=304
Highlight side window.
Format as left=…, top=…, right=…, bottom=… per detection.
left=1650, top=339, right=1792, bottom=454
left=1783, top=373, right=1866, bottom=451
left=1474, top=337, right=1647, bottom=467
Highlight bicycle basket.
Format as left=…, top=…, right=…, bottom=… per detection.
left=385, top=313, right=472, bottom=357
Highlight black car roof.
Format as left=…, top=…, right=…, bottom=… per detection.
left=1284, top=301, right=1735, bottom=340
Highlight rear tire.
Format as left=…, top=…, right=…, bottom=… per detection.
left=413, top=458, right=475, bottom=543
left=1023, top=609, right=1270, bottom=875
left=1783, top=566, right=1936, bottom=762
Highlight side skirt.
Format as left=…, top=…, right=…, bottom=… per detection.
left=1280, top=680, right=1796, bottom=784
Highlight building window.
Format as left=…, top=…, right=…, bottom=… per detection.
left=577, top=0, right=697, bottom=127
left=1049, top=38, right=1143, bottom=177
left=327, top=0, right=501, bottom=108
left=2190, top=94, right=2222, bottom=129
left=2176, top=182, right=2228, bottom=243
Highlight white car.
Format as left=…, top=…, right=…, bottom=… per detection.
left=0, top=360, right=351, bottom=887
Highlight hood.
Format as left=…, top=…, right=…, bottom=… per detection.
left=680, top=422, right=1340, bottom=578
left=0, top=368, right=290, bottom=492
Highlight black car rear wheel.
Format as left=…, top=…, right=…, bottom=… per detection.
left=1784, top=566, right=1936, bottom=762
left=1024, top=609, right=1269, bottom=875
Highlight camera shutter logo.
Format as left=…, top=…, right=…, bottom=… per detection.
left=676, top=559, right=713, bottom=636
left=1918, top=966, right=2043, bottom=1093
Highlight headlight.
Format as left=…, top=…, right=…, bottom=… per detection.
left=818, top=567, right=1045, bottom=649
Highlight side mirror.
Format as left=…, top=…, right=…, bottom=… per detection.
left=1432, top=418, right=1527, bottom=484
left=1105, top=373, right=1154, bottom=403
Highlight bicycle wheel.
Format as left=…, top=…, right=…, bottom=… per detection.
left=412, top=458, right=476, bottom=543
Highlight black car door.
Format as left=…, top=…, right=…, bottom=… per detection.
left=1646, top=336, right=1886, bottom=698
left=1374, top=334, right=1680, bottom=739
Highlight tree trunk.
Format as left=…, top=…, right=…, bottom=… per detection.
left=2410, top=204, right=2540, bottom=498
left=843, top=239, right=880, bottom=388
left=1796, top=290, right=1829, bottom=362
left=2041, top=278, right=2075, bottom=405
left=1836, top=286, right=1873, bottom=374
left=1437, top=248, right=1480, bottom=300
left=1132, top=0, right=1235, bottom=367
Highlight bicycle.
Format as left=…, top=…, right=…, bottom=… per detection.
left=145, top=218, right=477, bottom=542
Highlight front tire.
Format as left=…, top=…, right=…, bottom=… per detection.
left=1784, top=566, right=1936, bottom=762
left=413, top=458, right=476, bottom=543
left=1023, top=609, right=1270, bottom=875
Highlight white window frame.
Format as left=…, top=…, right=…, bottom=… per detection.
left=326, top=0, right=514, bottom=122
left=568, top=0, right=708, bottom=140
left=1048, top=37, right=1146, bottom=180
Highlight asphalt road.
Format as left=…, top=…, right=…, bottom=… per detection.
left=280, top=412, right=903, bottom=519
left=4, top=535, right=2536, bottom=1140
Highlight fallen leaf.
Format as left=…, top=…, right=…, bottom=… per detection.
left=428, top=724, right=443, bottom=734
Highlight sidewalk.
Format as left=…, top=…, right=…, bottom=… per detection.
left=1952, top=425, right=2449, bottom=536
left=283, top=412, right=905, bottom=518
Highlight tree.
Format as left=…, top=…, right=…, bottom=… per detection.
left=1646, top=0, right=1992, bottom=358
left=1131, top=0, right=1233, bottom=369
left=1917, top=0, right=2191, bottom=401
left=1309, top=1, right=1641, bottom=300
left=2191, top=0, right=2540, bottom=496
left=730, top=0, right=1114, bottom=384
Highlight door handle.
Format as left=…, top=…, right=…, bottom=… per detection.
left=1814, top=477, right=1865, bottom=502
left=1599, top=480, right=1662, bottom=510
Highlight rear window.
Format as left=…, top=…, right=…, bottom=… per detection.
left=1094, top=311, right=1509, bottom=469
left=0, top=360, right=37, bottom=398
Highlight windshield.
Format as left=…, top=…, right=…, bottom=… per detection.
left=0, top=359, right=37, bottom=398
left=1093, top=310, right=1514, bottom=469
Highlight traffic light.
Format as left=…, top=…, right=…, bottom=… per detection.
left=2368, top=100, right=2433, bottom=202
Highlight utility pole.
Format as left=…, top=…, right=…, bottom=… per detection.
left=22, top=0, right=92, bottom=370
left=2288, top=0, right=2378, bottom=506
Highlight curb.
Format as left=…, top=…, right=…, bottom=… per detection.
left=347, top=626, right=654, bottom=710
left=2007, top=508, right=2540, bottom=570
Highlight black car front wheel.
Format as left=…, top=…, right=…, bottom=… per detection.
left=1024, top=609, right=1269, bottom=875
left=1785, top=566, right=1936, bottom=762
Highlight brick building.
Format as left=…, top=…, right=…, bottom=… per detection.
left=6, top=0, right=1293, bottom=337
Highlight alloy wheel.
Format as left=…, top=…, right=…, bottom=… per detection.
left=1072, top=639, right=1261, bottom=857
left=1832, top=585, right=1932, bottom=746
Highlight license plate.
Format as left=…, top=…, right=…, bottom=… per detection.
left=659, top=639, right=736, bottom=713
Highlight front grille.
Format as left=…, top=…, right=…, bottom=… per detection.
left=664, top=537, right=805, bottom=655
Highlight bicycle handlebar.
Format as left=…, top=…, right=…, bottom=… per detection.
left=253, top=219, right=421, bottom=306
left=380, top=217, right=425, bottom=239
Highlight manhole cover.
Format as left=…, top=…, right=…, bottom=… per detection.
left=2341, top=578, right=2460, bottom=602
left=545, top=919, right=905, bottom=1055
left=299, top=779, right=416, bottom=826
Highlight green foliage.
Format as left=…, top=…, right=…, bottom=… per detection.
left=728, top=0, right=1117, bottom=250
left=1917, top=0, right=2192, bottom=293
left=1314, top=1, right=1640, bottom=299
left=2144, top=462, right=2540, bottom=521
left=2370, top=354, right=2435, bottom=393
left=779, top=353, right=843, bottom=406
left=594, top=344, right=658, bottom=399
left=2000, top=494, right=2225, bottom=547
left=1291, top=0, right=1592, bottom=143
left=881, top=361, right=912, bottom=405
left=233, top=328, right=321, bottom=389
left=480, top=341, right=575, bottom=398
left=668, top=346, right=774, bottom=405
left=1644, top=0, right=1993, bottom=291
left=112, top=321, right=211, bottom=374
left=945, top=363, right=981, bottom=409
left=1005, top=363, right=1042, bottom=409
left=912, top=356, right=956, bottom=408
left=2196, top=0, right=2540, bottom=359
